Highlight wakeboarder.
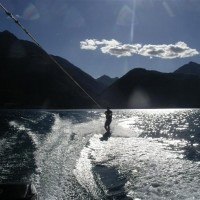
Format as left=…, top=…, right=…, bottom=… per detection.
left=104, top=107, right=112, bottom=132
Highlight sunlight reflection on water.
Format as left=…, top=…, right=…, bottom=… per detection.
left=1, top=109, right=200, bottom=199
left=75, top=109, right=200, bottom=199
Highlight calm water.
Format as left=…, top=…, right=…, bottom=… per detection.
left=1, top=109, right=200, bottom=199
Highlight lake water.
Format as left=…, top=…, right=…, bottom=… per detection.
left=1, top=109, right=200, bottom=199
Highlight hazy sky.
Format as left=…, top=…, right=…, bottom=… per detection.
left=0, top=0, right=200, bottom=78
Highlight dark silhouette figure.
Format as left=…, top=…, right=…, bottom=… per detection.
left=104, top=107, right=112, bottom=132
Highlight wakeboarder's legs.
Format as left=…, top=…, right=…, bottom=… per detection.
left=104, top=120, right=111, bottom=132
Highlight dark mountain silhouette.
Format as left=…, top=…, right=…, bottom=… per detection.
left=174, top=62, right=200, bottom=77
left=2, top=31, right=200, bottom=109
left=100, top=68, right=200, bottom=108
left=96, top=75, right=118, bottom=88
left=0, top=30, right=104, bottom=109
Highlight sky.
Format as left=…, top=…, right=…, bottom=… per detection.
left=0, top=0, right=200, bottom=78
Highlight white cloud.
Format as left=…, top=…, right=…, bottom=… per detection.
left=80, top=39, right=199, bottom=59
left=80, top=39, right=98, bottom=50
left=101, top=43, right=141, bottom=58
left=139, top=42, right=199, bottom=59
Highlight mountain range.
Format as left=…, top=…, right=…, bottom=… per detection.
left=100, top=68, right=200, bottom=108
left=0, top=31, right=104, bottom=108
left=1, top=30, right=200, bottom=109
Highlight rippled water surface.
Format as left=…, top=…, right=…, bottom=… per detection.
left=1, top=109, right=200, bottom=199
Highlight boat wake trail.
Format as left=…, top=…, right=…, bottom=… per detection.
left=74, top=129, right=132, bottom=200
left=34, top=113, right=98, bottom=200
